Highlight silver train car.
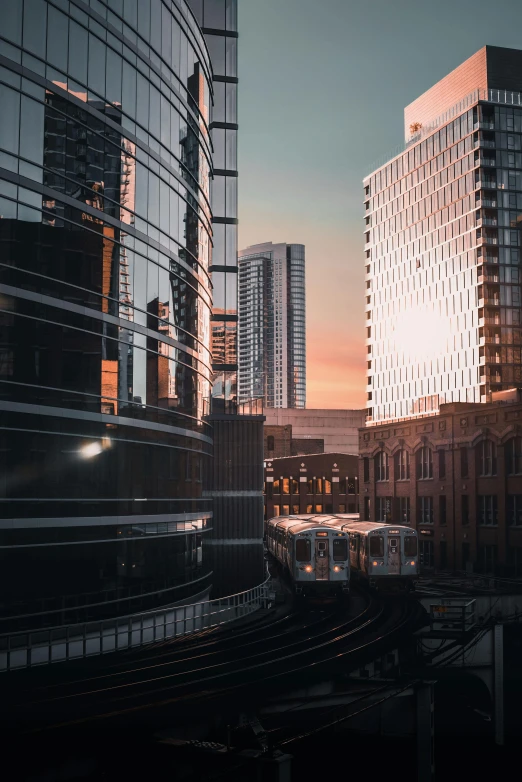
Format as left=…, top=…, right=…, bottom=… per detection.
left=329, top=519, right=419, bottom=592
left=265, top=515, right=350, bottom=596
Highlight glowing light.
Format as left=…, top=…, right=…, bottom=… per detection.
left=80, top=442, right=103, bottom=459
left=373, top=561, right=378, bottom=566
left=305, top=565, right=313, bottom=573
left=411, top=561, right=415, bottom=566
left=333, top=566, right=341, bottom=572
left=79, top=437, right=111, bottom=459
left=393, top=305, right=451, bottom=363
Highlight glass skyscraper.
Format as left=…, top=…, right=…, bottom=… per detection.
left=0, top=0, right=216, bottom=624
left=187, top=0, right=238, bottom=414
left=238, top=241, right=306, bottom=409
left=365, top=46, right=522, bottom=425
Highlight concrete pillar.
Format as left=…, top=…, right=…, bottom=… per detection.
left=416, top=682, right=435, bottom=782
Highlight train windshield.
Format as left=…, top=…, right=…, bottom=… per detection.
left=296, top=538, right=311, bottom=561
left=369, top=535, right=384, bottom=557
left=404, top=536, right=418, bottom=556
left=333, top=538, right=348, bottom=561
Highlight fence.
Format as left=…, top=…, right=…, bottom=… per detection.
left=0, top=575, right=271, bottom=672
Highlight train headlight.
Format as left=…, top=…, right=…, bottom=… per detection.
left=333, top=565, right=341, bottom=572
left=373, top=561, right=378, bottom=566
left=410, top=561, right=415, bottom=566
left=305, top=565, right=313, bottom=573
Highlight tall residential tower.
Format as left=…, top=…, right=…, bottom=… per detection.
left=238, top=241, right=306, bottom=409
left=365, top=46, right=522, bottom=425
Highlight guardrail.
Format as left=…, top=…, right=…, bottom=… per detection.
left=0, top=575, right=271, bottom=672
left=429, top=599, right=476, bottom=633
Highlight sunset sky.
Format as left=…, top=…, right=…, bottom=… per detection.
left=237, top=0, right=522, bottom=409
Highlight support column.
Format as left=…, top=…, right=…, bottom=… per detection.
left=494, top=623, right=504, bottom=746
left=416, top=681, right=435, bottom=782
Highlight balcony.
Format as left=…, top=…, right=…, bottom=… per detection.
left=478, top=156, right=497, bottom=167
left=477, top=234, right=498, bottom=245
left=479, top=355, right=486, bottom=365
left=479, top=121, right=495, bottom=130
left=476, top=180, right=497, bottom=189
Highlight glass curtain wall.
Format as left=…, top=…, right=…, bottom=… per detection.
left=187, top=0, right=238, bottom=413
left=0, top=0, right=215, bottom=625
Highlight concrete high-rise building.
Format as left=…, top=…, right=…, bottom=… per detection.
left=365, top=45, right=522, bottom=425
left=238, top=241, right=306, bottom=409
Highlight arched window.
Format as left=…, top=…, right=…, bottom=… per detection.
left=375, top=451, right=389, bottom=481
left=266, top=435, right=275, bottom=452
left=417, top=446, right=433, bottom=479
left=395, top=449, right=410, bottom=480
left=479, top=440, right=497, bottom=476
left=507, top=437, right=522, bottom=475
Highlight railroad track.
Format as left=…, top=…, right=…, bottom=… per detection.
left=2, top=588, right=424, bottom=737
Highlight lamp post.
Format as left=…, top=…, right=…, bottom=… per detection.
left=354, top=475, right=359, bottom=515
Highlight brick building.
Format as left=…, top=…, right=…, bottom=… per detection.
left=265, top=452, right=358, bottom=520
left=359, top=390, right=522, bottom=575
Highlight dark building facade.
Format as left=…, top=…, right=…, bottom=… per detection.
left=359, top=390, right=522, bottom=576
left=188, top=0, right=265, bottom=593
left=265, top=453, right=359, bottom=521
left=0, top=0, right=216, bottom=626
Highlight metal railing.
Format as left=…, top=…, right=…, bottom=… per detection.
left=429, top=599, right=476, bottom=633
left=0, top=575, right=271, bottom=672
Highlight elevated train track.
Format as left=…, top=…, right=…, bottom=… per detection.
left=2, top=587, right=424, bottom=739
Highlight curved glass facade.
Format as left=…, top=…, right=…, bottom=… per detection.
left=0, top=0, right=214, bottom=624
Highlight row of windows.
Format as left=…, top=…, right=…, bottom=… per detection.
left=0, top=222, right=213, bottom=366
left=368, top=439, right=522, bottom=482
left=1, top=1, right=214, bottom=196
left=270, top=504, right=349, bottom=517
left=0, top=421, right=211, bottom=506
left=367, top=108, right=476, bottom=199
left=266, top=477, right=355, bottom=496
left=370, top=493, right=522, bottom=526
left=0, top=80, right=213, bottom=271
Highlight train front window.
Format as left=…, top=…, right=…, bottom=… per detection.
left=333, top=538, right=348, bottom=561
left=296, top=538, right=311, bottom=561
left=369, top=535, right=384, bottom=557
left=404, top=536, right=418, bottom=557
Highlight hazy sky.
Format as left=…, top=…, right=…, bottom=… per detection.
left=237, top=0, right=522, bottom=409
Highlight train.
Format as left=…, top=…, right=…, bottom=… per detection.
left=264, top=515, right=350, bottom=597
left=265, top=514, right=419, bottom=595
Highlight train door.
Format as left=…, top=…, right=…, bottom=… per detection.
left=388, top=535, right=400, bottom=574
left=315, top=538, right=329, bottom=580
